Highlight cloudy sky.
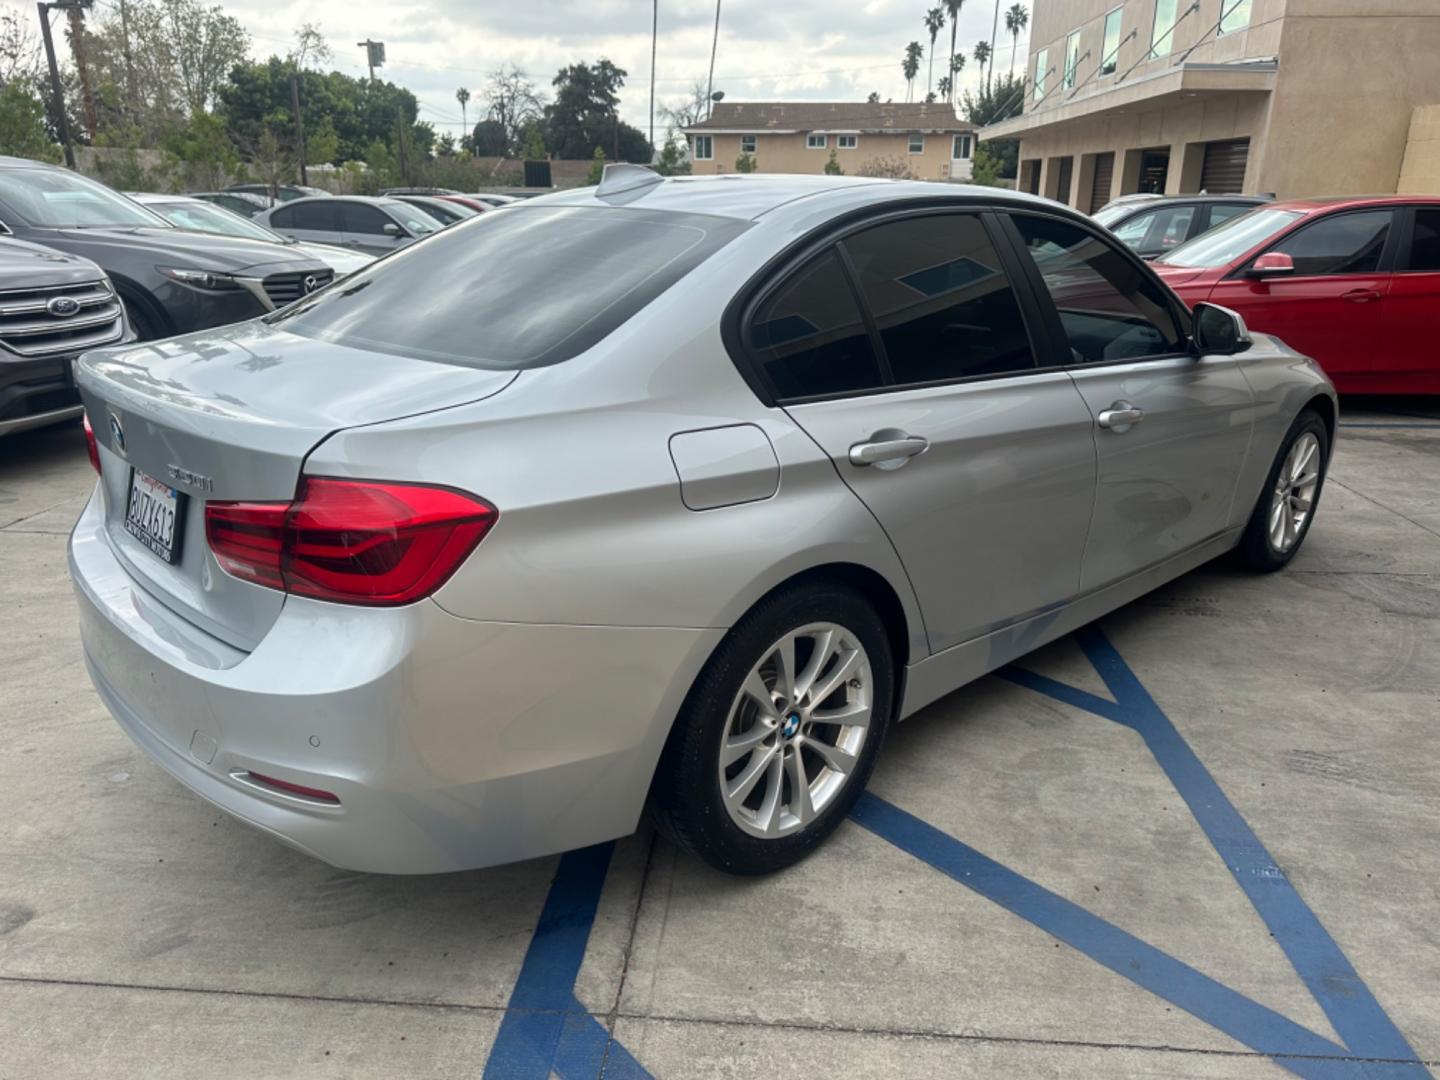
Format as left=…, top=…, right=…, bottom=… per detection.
left=214, top=0, right=1032, bottom=141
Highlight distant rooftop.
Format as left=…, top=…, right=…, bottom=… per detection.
left=684, top=101, right=973, bottom=135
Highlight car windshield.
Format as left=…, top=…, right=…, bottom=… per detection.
left=1156, top=208, right=1304, bottom=268
left=0, top=167, right=170, bottom=229
left=270, top=205, right=747, bottom=369
left=381, top=201, right=443, bottom=234
left=1093, top=203, right=1138, bottom=228
left=150, top=200, right=283, bottom=242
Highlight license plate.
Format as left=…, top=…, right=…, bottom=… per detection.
left=124, top=468, right=186, bottom=564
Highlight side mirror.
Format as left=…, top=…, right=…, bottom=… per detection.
left=383, top=222, right=404, bottom=237
left=1246, top=251, right=1294, bottom=278
left=1192, top=302, right=1252, bottom=356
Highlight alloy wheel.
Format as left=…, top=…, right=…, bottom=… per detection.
left=717, top=622, right=873, bottom=839
left=1268, top=431, right=1321, bottom=553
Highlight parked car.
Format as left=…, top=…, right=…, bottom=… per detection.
left=257, top=195, right=444, bottom=256
left=468, top=193, right=522, bottom=208
left=1152, top=195, right=1440, bottom=394
left=435, top=195, right=493, bottom=213
left=128, top=192, right=373, bottom=276
left=71, top=169, right=1335, bottom=877
left=387, top=194, right=480, bottom=225
left=0, top=157, right=335, bottom=341
left=381, top=186, right=461, bottom=196
left=225, top=183, right=331, bottom=203
left=190, top=190, right=275, bottom=218
left=1095, top=194, right=1272, bottom=259
left=0, top=237, right=130, bottom=436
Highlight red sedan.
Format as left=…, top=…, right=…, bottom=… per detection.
left=1151, top=195, right=1440, bottom=394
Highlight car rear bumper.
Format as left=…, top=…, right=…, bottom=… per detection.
left=69, top=487, right=722, bottom=873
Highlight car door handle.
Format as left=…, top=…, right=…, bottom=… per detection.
left=848, top=431, right=930, bottom=468
left=1097, top=401, right=1144, bottom=430
left=1342, top=288, right=1381, bottom=304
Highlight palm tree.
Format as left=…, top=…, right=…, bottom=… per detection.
left=945, top=0, right=963, bottom=104
left=937, top=75, right=952, bottom=101
left=951, top=52, right=965, bottom=100
left=706, top=0, right=722, bottom=119
left=988, top=0, right=1003, bottom=91
left=1005, top=3, right=1029, bottom=78
left=903, top=42, right=923, bottom=103
left=455, top=87, right=470, bottom=150
left=924, top=8, right=945, bottom=99
left=973, top=40, right=991, bottom=91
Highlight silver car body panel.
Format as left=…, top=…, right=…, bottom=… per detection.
left=69, top=175, right=1337, bottom=872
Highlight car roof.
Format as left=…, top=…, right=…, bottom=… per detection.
left=1265, top=194, right=1440, bottom=213
left=127, top=191, right=201, bottom=204
left=526, top=173, right=1076, bottom=223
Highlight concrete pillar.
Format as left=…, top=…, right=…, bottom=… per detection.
left=1176, top=142, right=1205, bottom=193
left=1041, top=157, right=1064, bottom=201
left=1075, top=154, right=1099, bottom=214
left=1119, top=148, right=1144, bottom=195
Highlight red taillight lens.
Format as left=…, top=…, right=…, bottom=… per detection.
left=82, top=413, right=101, bottom=474
left=204, top=479, right=496, bottom=607
left=244, top=771, right=340, bottom=804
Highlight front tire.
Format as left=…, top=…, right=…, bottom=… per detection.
left=651, top=583, right=894, bottom=875
left=1237, top=409, right=1329, bottom=572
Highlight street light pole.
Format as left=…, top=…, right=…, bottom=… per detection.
left=36, top=2, right=75, bottom=169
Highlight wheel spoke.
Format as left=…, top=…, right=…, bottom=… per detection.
left=785, top=749, right=813, bottom=826
left=725, top=745, right=777, bottom=808
left=809, top=698, right=871, bottom=728
left=793, top=628, right=835, bottom=703
left=754, top=751, right=786, bottom=835
left=1269, top=499, right=1286, bottom=546
left=806, top=647, right=861, bottom=708
left=721, top=723, right=772, bottom=768
left=772, top=635, right=798, bottom=705
left=1291, top=438, right=1317, bottom=482
left=739, top=670, right=779, bottom=719
left=804, top=736, right=858, bottom=777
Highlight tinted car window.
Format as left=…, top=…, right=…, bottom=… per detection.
left=750, top=249, right=883, bottom=399
left=1113, top=205, right=1195, bottom=256
left=841, top=214, right=1034, bottom=384
left=1207, top=202, right=1253, bottom=229
left=341, top=202, right=392, bottom=235
left=273, top=205, right=746, bottom=369
left=280, top=201, right=341, bottom=231
left=382, top=201, right=442, bottom=235
left=1406, top=208, right=1440, bottom=272
left=1011, top=214, right=1184, bottom=363
left=1269, top=210, right=1392, bottom=275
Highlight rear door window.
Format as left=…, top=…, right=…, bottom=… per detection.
left=272, top=205, right=747, bottom=369
left=1112, top=205, right=1196, bottom=257
left=1010, top=213, right=1184, bottom=364
left=839, top=214, right=1035, bottom=384
left=1404, top=208, right=1440, bottom=271
left=749, top=248, right=884, bottom=399
left=285, top=201, right=341, bottom=232
left=1267, top=209, right=1394, bottom=275
left=1206, top=202, right=1253, bottom=229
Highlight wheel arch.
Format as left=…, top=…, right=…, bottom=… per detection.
left=1301, top=392, right=1336, bottom=455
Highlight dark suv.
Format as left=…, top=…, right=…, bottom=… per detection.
left=0, top=157, right=333, bottom=341
left=0, top=236, right=129, bottom=436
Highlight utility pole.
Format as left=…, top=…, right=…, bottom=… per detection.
left=357, top=39, right=384, bottom=83
left=118, top=0, right=135, bottom=121
left=63, top=2, right=97, bottom=140
left=36, top=2, right=75, bottom=169
left=649, top=0, right=657, bottom=156
left=290, top=72, right=308, bottom=185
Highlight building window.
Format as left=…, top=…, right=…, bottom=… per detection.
left=953, top=134, right=972, bottom=159
left=1063, top=31, right=1081, bottom=90
left=693, top=135, right=713, bottom=160
left=1100, top=7, right=1123, bottom=74
left=908, top=133, right=925, bottom=154
left=1150, top=0, right=1178, bottom=58
left=838, top=134, right=858, bottom=149
left=1218, top=0, right=1252, bottom=34
left=806, top=133, right=827, bottom=150
left=1034, top=48, right=1049, bottom=102
left=740, top=134, right=756, bottom=154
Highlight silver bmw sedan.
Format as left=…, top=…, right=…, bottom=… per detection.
left=69, top=167, right=1335, bottom=876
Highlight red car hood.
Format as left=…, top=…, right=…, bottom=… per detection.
left=1150, top=264, right=1212, bottom=288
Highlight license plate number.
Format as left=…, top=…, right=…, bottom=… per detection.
left=124, top=468, right=185, bottom=564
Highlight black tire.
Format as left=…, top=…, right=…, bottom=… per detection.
left=1236, top=408, right=1329, bottom=572
left=120, top=296, right=161, bottom=342
left=650, top=582, right=894, bottom=875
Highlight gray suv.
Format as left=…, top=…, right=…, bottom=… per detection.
left=0, top=236, right=129, bottom=436
left=258, top=196, right=443, bottom=256
left=0, top=157, right=334, bottom=341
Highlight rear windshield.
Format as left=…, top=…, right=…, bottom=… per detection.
left=269, top=204, right=747, bottom=368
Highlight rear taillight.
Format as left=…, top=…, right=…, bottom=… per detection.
left=243, top=771, right=340, bottom=804
left=82, top=413, right=101, bottom=474
left=204, top=478, right=496, bottom=607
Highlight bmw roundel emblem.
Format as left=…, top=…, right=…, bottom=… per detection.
left=108, top=412, right=125, bottom=455
left=47, top=295, right=82, bottom=317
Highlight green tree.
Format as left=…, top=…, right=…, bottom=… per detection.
left=902, top=42, right=923, bottom=103
left=161, top=108, right=239, bottom=187
left=484, top=66, right=544, bottom=156
left=823, top=148, right=843, bottom=175
left=973, top=40, right=992, bottom=91
left=734, top=149, right=756, bottom=173
left=923, top=8, right=945, bottom=99
left=455, top=85, right=470, bottom=143
left=521, top=120, right=545, bottom=160
left=945, top=0, right=964, bottom=103
left=962, top=71, right=1023, bottom=179
left=1005, top=3, right=1029, bottom=77
left=471, top=119, right=508, bottom=156
left=543, top=59, right=650, bottom=163
left=586, top=144, right=606, bottom=185
left=866, top=90, right=880, bottom=103
left=0, top=81, right=59, bottom=162
left=968, top=141, right=1005, bottom=185
left=653, top=137, right=690, bottom=176
left=937, top=75, right=952, bottom=101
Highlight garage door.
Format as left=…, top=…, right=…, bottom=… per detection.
left=1201, top=139, right=1249, bottom=194
left=1089, top=152, right=1115, bottom=213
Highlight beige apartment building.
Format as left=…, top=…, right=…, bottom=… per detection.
left=982, top=0, right=1440, bottom=212
left=683, top=102, right=978, bottom=181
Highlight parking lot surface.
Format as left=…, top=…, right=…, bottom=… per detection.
left=3, top=402, right=1438, bottom=1079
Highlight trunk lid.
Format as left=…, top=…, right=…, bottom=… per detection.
left=77, top=319, right=516, bottom=650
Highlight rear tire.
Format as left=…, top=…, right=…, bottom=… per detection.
left=651, top=583, right=894, bottom=875
left=1236, top=409, right=1329, bottom=572
left=120, top=296, right=160, bottom=342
